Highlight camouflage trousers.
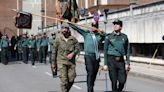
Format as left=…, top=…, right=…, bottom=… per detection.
left=59, top=64, right=76, bottom=92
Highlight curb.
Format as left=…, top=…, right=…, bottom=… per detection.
left=77, top=54, right=164, bottom=83
left=79, top=52, right=164, bottom=66
left=128, top=71, right=164, bottom=83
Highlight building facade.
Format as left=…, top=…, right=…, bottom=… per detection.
left=0, top=0, right=161, bottom=37
left=0, top=0, right=163, bottom=58
left=78, top=0, right=164, bottom=59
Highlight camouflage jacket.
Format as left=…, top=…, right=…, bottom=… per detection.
left=51, top=35, right=80, bottom=65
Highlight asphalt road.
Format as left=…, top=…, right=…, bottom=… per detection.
left=0, top=61, right=164, bottom=92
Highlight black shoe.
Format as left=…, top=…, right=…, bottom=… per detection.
left=52, top=72, right=57, bottom=78
left=24, top=62, right=28, bottom=64
left=32, top=63, right=35, bottom=66
left=3, top=62, right=8, bottom=65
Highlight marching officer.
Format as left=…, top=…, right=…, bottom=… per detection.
left=69, top=22, right=105, bottom=92
left=15, top=35, right=23, bottom=61
left=48, top=33, right=56, bottom=64
left=28, top=35, right=37, bottom=65
left=48, top=33, right=57, bottom=77
left=104, top=19, right=131, bottom=92
left=39, top=33, right=48, bottom=64
left=51, top=23, right=80, bottom=92
left=22, top=34, right=29, bottom=64
left=36, top=34, right=41, bottom=62
left=0, top=35, right=10, bottom=65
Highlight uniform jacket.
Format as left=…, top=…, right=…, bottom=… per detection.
left=0, top=39, right=10, bottom=48
left=52, top=35, right=80, bottom=65
left=104, top=31, right=131, bottom=65
left=69, top=24, right=105, bottom=55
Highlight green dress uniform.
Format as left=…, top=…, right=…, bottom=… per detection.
left=36, top=37, right=41, bottom=61
left=39, top=37, right=48, bottom=64
left=69, top=24, right=105, bottom=92
left=48, top=37, right=55, bottom=64
left=104, top=31, right=130, bottom=92
left=52, top=34, right=80, bottom=92
left=22, top=37, right=29, bottom=64
left=16, top=39, right=23, bottom=61
left=0, top=38, right=10, bottom=65
left=28, top=38, right=37, bottom=65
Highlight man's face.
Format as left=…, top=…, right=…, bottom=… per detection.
left=31, top=35, right=34, bottom=39
left=52, top=35, right=56, bottom=39
left=3, top=36, right=7, bottom=39
left=114, top=24, right=122, bottom=32
left=62, top=27, right=69, bottom=32
left=62, top=27, right=71, bottom=38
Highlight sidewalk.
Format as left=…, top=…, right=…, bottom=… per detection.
left=77, top=53, right=164, bottom=82
left=129, top=62, right=164, bottom=82
left=80, top=51, right=164, bottom=65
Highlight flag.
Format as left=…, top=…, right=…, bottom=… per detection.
left=15, top=12, right=32, bottom=29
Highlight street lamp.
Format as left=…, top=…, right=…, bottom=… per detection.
left=41, top=8, right=45, bottom=32
left=129, top=0, right=137, bottom=17
left=103, top=9, right=109, bottom=32
left=80, top=7, right=89, bottom=25
left=93, top=11, right=100, bottom=28
left=16, top=0, right=20, bottom=36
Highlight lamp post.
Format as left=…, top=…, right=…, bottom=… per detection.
left=103, top=9, right=109, bottom=32
left=129, top=0, right=137, bottom=17
left=41, top=8, right=45, bottom=32
left=80, top=7, right=88, bottom=25
left=44, top=0, right=46, bottom=28
left=16, top=0, right=20, bottom=36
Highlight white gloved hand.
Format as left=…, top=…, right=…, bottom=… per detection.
left=103, top=65, right=108, bottom=71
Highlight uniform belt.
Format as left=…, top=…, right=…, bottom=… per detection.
left=85, top=53, right=96, bottom=56
left=41, top=46, right=47, bottom=47
left=109, top=55, right=124, bottom=61
left=2, top=47, right=8, bottom=49
left=30, top=48, right=35, bottom=49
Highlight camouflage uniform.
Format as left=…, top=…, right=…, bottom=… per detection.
left=52, top=33, right=80, bottom=92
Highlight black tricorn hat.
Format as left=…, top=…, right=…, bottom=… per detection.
left=113, top=19, right=123, bottom=27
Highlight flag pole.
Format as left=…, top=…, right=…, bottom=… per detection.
left=12, top=9, right=101, bottom=32
left=56, top=0, right=61, bottom=29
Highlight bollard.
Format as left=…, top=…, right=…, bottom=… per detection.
left=105, top=73, right=108, bottom=92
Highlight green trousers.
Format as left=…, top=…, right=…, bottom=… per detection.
left=59, top=64, right=76, bottom=92
left=107, top=55, right=127, bottom=92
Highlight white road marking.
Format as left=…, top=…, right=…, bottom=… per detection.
left=73, top=85, right=82, bottom=90
left=32, top=66, right=37, bottom=68
left=45, top=72, right=52, bottom=76
left=45, top=72, right=82, bottom=90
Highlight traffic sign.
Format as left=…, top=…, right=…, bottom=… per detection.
left=80, top=8, right=86, bottom=17
left=93, top=11, right=100, bottom=22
